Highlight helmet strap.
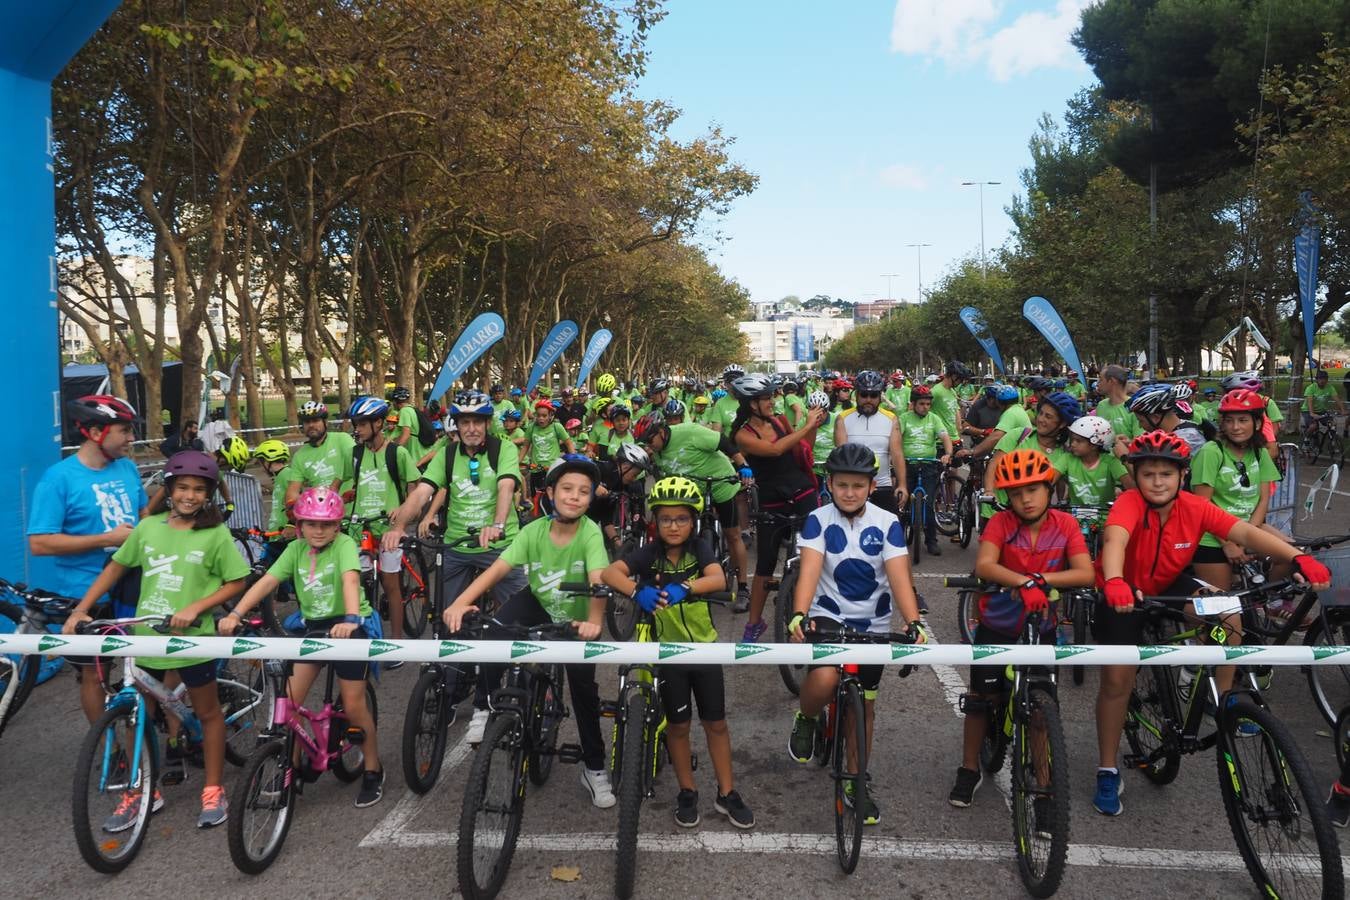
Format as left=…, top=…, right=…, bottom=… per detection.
left=80, top=424, right=118, bottom=461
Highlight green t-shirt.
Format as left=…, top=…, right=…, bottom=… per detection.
left=1265, top=397, right=1283, bottom=425
left=267, top=533, right=372, bottom=620
left=623, top=542, right=718, bottom=643
left=709, top=395, right=739, bottom=432
left=772, top=396, right=785, bottom=416
left=1093, top=397, right=1137, bottom=443
left=812, top=410, right=836, bottom=471
left=1190, top=442, right=1280, bottom=547
left=1305, top=382, right=1339, bottom=415
left=396, top=405, right=419, bottom=440
left=291, top=431, right=356, bottom=491
left=898, top=409, right=948, bottom=460
left=990, top=429, right=1071, bottom=508
left=350, top=441, right=421, bottom=533
left=112, top=515, right=250, bottom=670
left=1063, top=382, right=1085, bottom=400
left=600, top=427, right=635, bottom=458
left=267, top=465, right=300, bottom=533
left=785, top=394, right=807, bottom=430
left=931, top=382, right=960, bottom=438
left=656, top=422, right=740, bottom=504
left=993, top=403, right=1032, bottom=439
left=1059, top=453, right=1127, bottom=516
left=883, top=386, right=910, bottom=417
left=500, top=517, right=609, bottom=622
left=422, top=439, right=523, bottom=552
left=1196, top=399, right=1219, bottom=424
left=523, top=420, right=571, bottom=469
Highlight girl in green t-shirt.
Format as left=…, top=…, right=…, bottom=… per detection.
left=68, top=450, right=250, bottom=829
left=221, top=486, right=385, bottom=808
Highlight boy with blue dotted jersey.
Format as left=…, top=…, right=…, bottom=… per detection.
left=785, top=443, right=926, bottom=826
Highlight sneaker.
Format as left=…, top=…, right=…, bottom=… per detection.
left=675, top=788, right=700, bottom=828
left=1093, top=769, right=1123, bottom=816
left=917, top=592, right=929, bottom=615
left=355, top=769, right=384, bottom=808
left=948, top=766, right=983, bottom=808
left=582, top=767, right=616, bottom=809
left=1328, top=784, right=1350, bottom=829
left=1032, top=796, right=1054, bottom=839
left=843, top=779, right=880, bottom=826
left=741, top=620, right=767, bottom=643
left=731, top=587, right=750, bottom=614
left=788, top=711, right=817, bottom=764
left=714, top=790, right=755, bottom=829
left=383, top=660, right=405, bottom=671
left=103, top=788, right=164, bottom=833
left=465, top=708, right=490, bottom=745
left=197, top=785, right=228, bottom=828
left=925, top=541, right=942, bottom=557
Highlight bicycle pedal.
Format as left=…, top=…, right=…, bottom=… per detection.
left=599, top=700, right=621, bottom=717
left=556, top=743, right=585, bottom=764
left=689, top=753, right=697, bottom=772
left=160, top=763, right=187, bottom=787
left=1122, top=754, right=1145, bottom=770
left=344, top=726, right=367, bottom=746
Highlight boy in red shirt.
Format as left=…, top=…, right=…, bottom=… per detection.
left=1092, top=430, right=1330, bottom=816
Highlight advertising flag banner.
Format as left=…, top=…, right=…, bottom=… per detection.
left=1022, top=296, right=1084, bottom=378
left=525, top=320, right=580, bottom=393
left=428, top=312, right=506, bottom=401
left=958, top=306, right=1005, bottom=373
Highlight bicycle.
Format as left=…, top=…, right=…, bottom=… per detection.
left=400, top=528, right=485, bottom=794
left=1058, top=504, right=1109, bottom=687
left=70, top=613, right=271, bottom=873
left=949, top=582, right=1070, bottom=898
left=902, top=456, right=945, bottom=564
left=227, top=630, right=380, bottom=874
left=607, top=485, right=650, bottom=641
left=0, top=579, right=78, bottom=735
left=933, top=459, right=965, bottom=538
left=1301, top=412, right=1345, bottom=467
left=759, top=509, right=811, bottom=696
left=1122, top=583, right=1343, bottom=898
left=349, top=513, right=431, bottom=639
left=693, top=474, right=744, bottom=592
left=803, top=622, right=917, bottom=874
left=952, top=453, right=990, bottom=549
left=457, top=614, right=582, bottom=899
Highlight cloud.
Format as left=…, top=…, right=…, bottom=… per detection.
left=879, top=163, right=929, bottom=190
left=890, top=0, right=1092, bottom=81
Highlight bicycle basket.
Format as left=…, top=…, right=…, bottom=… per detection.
left=1314, top=546, right=1350, bottom=607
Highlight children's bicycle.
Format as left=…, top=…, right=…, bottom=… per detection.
left=227, top=631, right=380, bottom=874
left=0, top=579, right=77, bottom=736
left=902, top=456, right=943, bottom=564
left=349, top=513, right=431, bottom=639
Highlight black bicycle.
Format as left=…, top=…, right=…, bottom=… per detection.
left=761, top=510, right=811, bottom=696
left=0, top=580, right=78, bottom=735
left=607, top=485, right=649, bottom=641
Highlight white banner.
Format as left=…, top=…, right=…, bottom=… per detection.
left=4, top=634, right=1348, bottom=667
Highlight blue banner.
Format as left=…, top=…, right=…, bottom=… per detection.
left=428, top=312, right=506, bottom=401
left=573, top=329, right=614, bottom=388
left=1295, top=191, right=1320, bottom=367
left=525, top=320, right=580, bottom=393
left=1021, top=296, right=1083, bottom=378
left=958, top=306, right=1005, bottom=373
left=792, top=323, right=815, bottom=362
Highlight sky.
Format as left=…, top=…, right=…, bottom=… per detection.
left=636, top=0, right=1099, bottom=306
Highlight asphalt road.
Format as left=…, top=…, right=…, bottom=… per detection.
left=3, top=472, right=1349, bottom=899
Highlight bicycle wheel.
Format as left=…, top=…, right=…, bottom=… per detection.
left=261, top=585, right=299, bottom=637
left=1216, top=695, right=1343, bottom=899
left=774, top=568, right=804, bottom=696
left=1124, top=664, right=1181, bottom=785
left=1010, top=688, right=1070, bottom=898
left=0, top=605, right=40, bottom=725
left=1335, top=705, right=1349, bottom=772
left=402, top=667, right=450, bottom=794
left=218, top=658, right=272, bottom=766
left=457, top=714, right=526, bottom=900
left=935, top=471, right=963, bottom=536
left=979, top=695, right=1009, bottom=775
left=227, top=738, right=296, bottom=874
left=1069, top=593, right=1090, bottom=686
left=1303, top=611, right=1350, bottom=728
left=956, top=590, right=980, bottom=646
left=607, top=546, right=639, bottom=641
left=614, top=692, right=648, bottom=900
left=957, top=489, right=976, bottom=549
left=72, top=705, right=156, bottom=873
left=528, top=665, right=564, bottom=786
left=833, top=680, right=867, bottom=874
left=401, top=549, right=430, bottom=639
left=907, top=498, right=922, bottom=566
left=331, top=679, right=380, bottom=782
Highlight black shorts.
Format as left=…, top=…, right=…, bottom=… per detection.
left=66, top=602, right=113, bottom=669
left=288, top=616, right=370, bottom=681
left=713, top=495, right=741, bottom=530
left=1191, top=544, right=1228, bottom=565
left=969, top=624, right=1053, bottom=697
left=868, top=487, right=899, bottom=516
left=756, top=494, right=817, bottom=577
left=658, top=664, right=726, bottom=724
left=806, top=618, right=883, bottom=695
left=145, top=660, right=218, bottom=690
left=1092, top=573, right=1203, bottom=646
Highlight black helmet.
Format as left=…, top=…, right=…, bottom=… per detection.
left=67, top=394, right=140, bottom=428
left=825, top=443, right=879, bottom=477
left=854, top=370, right=885, bottom=393
left=648, top=378, right=670, bottom=395
left=391, top=386, right=412, bottom=402
left=945, top=360, right=972, bottom=379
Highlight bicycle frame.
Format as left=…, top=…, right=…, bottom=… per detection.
left=267, top=660, right=346, bottom=774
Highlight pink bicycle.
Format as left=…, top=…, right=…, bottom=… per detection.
left=226, top=631, right=378, bottom=874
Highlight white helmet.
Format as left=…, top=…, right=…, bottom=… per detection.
left=806, top=390, right=831, bottom=410
left=614, top=441, right=652, bottom=473
left=1068, top=415, right=1114, bottom=451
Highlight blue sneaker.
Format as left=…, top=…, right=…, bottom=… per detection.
left=1093, top=769, right=1123, bottom=817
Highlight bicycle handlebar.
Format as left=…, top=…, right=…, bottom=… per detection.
left=804, top=624, right=918, bottom=645
left=944, top=576, right=987, bottom=590
left=76, top=614, right=201, bottom=634
left=402, top=526, right=481, bottom=551
left=1296, top=533, right=1350, bottom=552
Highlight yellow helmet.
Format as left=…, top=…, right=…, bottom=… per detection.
left=648, top=476, right=705, bottom=515
left=218, top=435, right=250, bottom=472
left=252, top=439, right=291, bottom=464
left=596, top=373, right=617, bottom=394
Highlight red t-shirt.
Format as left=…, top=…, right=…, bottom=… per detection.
left=1097, top=489, right=1240, bottom=595
left=980, top=509, right=1088, bottom=576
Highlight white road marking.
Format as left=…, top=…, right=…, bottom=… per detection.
left=359, top=735, right=474, bottom=848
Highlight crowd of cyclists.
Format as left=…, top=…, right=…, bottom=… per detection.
left=13, top=356, right=1350, bottom=895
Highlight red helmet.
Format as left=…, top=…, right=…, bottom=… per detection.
left=1218, top=388, right=1265, bottom=414
left=67, top=394, right=139, bottom=428
left=632, top=411, right=666, bottom=444
left=910, top=385, right=933, bottom=400
left=1126, top=430, right=1191, bottom=465
left=832, top=378, right=853, bottom=392
left=534, top=399, right=554, bottom=412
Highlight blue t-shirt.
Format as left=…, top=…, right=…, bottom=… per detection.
left=26, top=454, right=147, bottom=600
left=798, top=501, right=908, bottom=633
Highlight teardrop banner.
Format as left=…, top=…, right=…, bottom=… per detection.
left=427, top=312, right=506, bottom=402
left=525, top=320, right=580, bottom=393
left=573, top=329, right=614, bottom=388
left=1021, top=296, right=1084, bottom=378
left=958, top=306, right=1005, bottom=374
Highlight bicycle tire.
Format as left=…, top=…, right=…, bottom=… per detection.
left=1011, top=688, right=1070, bottom=898
left=227, top=738, right=296, bottom=874
left=957, top=489, right=975, bottom=549
left=1070, top=594, right=1089, bottom=686
left=1216, top=695, right=1344, bottom=899
left=1334, top=705, right=1349, bottom=772
left=1303, top=611, right=1350, bottom=728
left=907, top=497, right=922, bottom=566
left=606, top=540, right=641, bottom=641
left=613, top=692, right=648, bottom=900
left=457, top=714, right=526, bottom=900
left=956, top=590, right=980, bottom=646
left=261, top=586, right=299, bottom=637
left=72, top=705, right=156, bottom=873
left=0, top=605, right=41, bottom=725
left=935, top=472, right=963, bottom=536
left=331, top=680, right=380, bottom=782
left=1124, top=663, right=1181, bottom=785
left=402, top=667, right=450, bottom=794
left=834, top=680, right=867, bottom=874
left=774, top=567, right=804, bottom=696
left=401, top=548, right=430, bottom=639
left=528, top=664, right=564, bottom=786
left=979, top=694, right=1009, bottom=775
left=218, top=658, right=272, bottom=766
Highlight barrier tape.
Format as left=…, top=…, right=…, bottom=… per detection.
left=3, top=634, right=1349, bottom=666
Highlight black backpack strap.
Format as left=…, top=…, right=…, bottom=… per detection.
left=351, top=442, right=366, bottom=508
left=385, top=442, right=405, bottom=504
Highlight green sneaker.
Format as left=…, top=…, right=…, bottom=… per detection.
left=843, top=778, right=880, bottom=826
left=788, top=711, right=816, bottom=763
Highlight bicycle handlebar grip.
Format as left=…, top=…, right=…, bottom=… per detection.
left=945, top=576, right=982, bottom=589
left=700, top=591, right=735, bottom=605
left=559, top=582, right=597, bottom=594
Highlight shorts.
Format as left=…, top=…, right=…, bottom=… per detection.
left=378, top=548, right=403, bottom=574
left=145, top=659, right=218, bottom=689
left=658, top=664, right=726, bottom=724
left=713, top=495, right=741, bottom=530
left=1191, top=544, right=1228, bottom=565
left=806, top=617, right=883, bottom=695
left=968, top=624, right=1053, bottom=698
left=288, top=616, right=370, bottom=681
left=1091, top=573, right=1203, bottom=646
left=756, top=494, right=817, bottom=577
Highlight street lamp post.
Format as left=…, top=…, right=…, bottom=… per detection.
left=906, top=243, right=932, bottom=298
left=961, top=181, right=1001, bottom=278
left=880, top=274, right=900, bottom=302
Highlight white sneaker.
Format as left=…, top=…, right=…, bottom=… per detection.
left=581, top=768, right=616, bottom=808
left=465, top=709, right=489, bottom=745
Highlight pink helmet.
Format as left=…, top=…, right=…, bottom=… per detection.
left=293, top=487, right=345, bottom=522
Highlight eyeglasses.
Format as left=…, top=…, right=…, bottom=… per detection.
left=467, top=455, right=481, bottom=486
left=858, top=391, right=881, bottom=398
left=656, top=515, right=694, bottom=528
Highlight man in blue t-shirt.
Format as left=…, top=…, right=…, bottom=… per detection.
left=27, top=395, right=149, bottom=723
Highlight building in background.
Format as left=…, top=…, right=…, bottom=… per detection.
left=739, top=312, right=853, bottom=373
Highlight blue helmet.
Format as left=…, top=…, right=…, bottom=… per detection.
left=993, top=383, right=1020, bottom=403
left=1038, top=391, right=1082, bottom=426
left=711, top=388, right=727, bottom=402
left=501, top=408, right=523, bottom=422
left=663, top=398, right=686, bottom=417
left=347, top=395, right=390, bottom=422
left=510, top=387, right=523, bottom=398
left=450, top=391, right=494, bottom=418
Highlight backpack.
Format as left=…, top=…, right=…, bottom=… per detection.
left=352, top=441, right=406, bottom=508
left=413, top=406, right=439, bottom=448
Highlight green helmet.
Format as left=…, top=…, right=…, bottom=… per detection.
left=252, top=439, right=291, bottom=464
left=596, top=373, right=618, bottom=394
left=218, top=435, right=251, bottom=472
left=648, top=476, right=704, bottom=515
